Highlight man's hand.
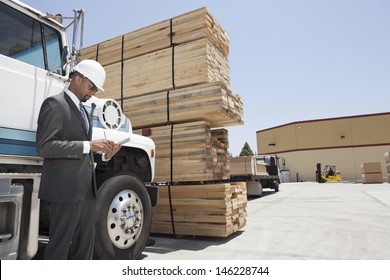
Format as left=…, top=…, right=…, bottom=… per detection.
left=104, top=143, right=122, bottom=160
left=90, top=139, right=116, bottom=154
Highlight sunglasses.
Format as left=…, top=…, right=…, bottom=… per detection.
left=83, top=76, right=98, bottom=92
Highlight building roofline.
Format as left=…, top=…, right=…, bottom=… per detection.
left=262, top=142, right=390, bottom=155
left=256, top=112, right=390, bottom=133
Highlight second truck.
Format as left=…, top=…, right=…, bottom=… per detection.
left=230, top=155, right=282, bottom=197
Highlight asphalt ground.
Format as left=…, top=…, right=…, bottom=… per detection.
left=142, top=182, right=390, bottom=260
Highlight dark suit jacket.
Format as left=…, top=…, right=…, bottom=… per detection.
left=36, top=92, right=96, bottom=203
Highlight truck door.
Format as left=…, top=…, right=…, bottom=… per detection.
left=0, top=2, right=66, bottom=133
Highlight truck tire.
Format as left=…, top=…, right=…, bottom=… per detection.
left=94, top=174, right=152, bottom=259
left=274, top=181, right=280, bottom=192
left=257, top=181, right=263, bottom=197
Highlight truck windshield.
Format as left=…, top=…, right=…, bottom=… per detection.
left=0, top=2, right=63, bottom=75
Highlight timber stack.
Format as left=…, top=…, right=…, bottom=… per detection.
left=80, top=7, right=246, bottom=238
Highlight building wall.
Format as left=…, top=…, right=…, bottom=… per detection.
left=256, top=113, right=390, bottom=182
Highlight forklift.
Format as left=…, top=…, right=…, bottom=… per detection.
left=316, top=163, right=342, bottom=183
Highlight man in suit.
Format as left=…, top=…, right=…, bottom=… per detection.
left=36, top=60, right=119, bottom=259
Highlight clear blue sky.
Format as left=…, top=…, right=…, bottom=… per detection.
left=24, top=0, right=390, bottom=156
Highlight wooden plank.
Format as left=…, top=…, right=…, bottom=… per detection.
left=157, top=183, right=232, bottom=198
left=152, top=205, right=232, bottom=216
left=151, top=221, right=234, bottom=237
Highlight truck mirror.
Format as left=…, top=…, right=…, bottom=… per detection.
left=61, top=46, right=69, bottom=70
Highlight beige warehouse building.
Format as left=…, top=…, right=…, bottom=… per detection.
left=256, top=112, right=390, bottom=182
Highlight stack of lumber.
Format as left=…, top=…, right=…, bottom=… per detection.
left=230, top=156, right=256, bottom=176
left=80, top=7, right=231, bottom=100
left=124, top=82, right=243, bottom=129
left=151, top=182, right=247, bottom=237
left=82, top=8, right=247, bottom=237
left=82, top=7, right=244, bottom=183
left=134, top=122, right=230, bottom=182
left=360, top=162, right=383, bottom=184
left=80, top=7, right=243, bottom=129
left=230, top=156, right=268, bottom=176
left=86, top=38, right=230, bottom=100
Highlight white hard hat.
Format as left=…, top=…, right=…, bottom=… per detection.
left=73, top=59, right=106, bottom=92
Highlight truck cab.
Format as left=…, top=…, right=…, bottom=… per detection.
left=0, top=0, right=157, bottom=259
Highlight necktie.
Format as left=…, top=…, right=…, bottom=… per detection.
left=79, top=102, right=89, bottom=131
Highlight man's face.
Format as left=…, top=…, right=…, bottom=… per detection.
left=76, top=75, right=98, bottom=102
left=81, top=76, right=98, bottom=102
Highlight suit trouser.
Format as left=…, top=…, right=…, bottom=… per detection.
left=43, top=193, right=96, bottom=260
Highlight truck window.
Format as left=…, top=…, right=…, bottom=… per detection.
left=256, top=156, right=266, bottom=164
left=43, top=25, right=62, bottom=74
left=0, top=2, right=63, bottom=75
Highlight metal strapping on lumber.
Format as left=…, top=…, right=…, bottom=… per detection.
left=120, top=35, right=125, bottom=111
left=167, top=18, right=177, bottom=238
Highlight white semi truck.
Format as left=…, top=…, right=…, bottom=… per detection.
left=0, top=0, right=157, bottom=259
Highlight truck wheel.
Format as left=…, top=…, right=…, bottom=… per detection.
left=94, top=174, right=151, bottom=259
left=274, top=181, right=280, bottom=192
left=258, top=182, right=263, bottom=197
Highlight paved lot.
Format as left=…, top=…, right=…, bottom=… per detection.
left=142, top=182, right=390, bottom=260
